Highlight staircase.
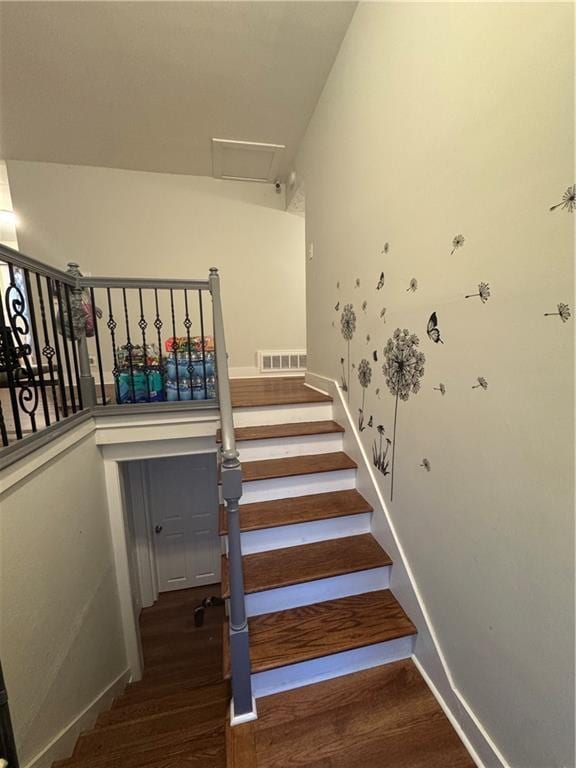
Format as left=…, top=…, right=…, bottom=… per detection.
left=221, top=380, right=475, bottom=766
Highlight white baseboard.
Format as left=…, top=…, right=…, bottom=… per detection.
left=24, top=669, right=131, bottom=768
left=305, top=370, right=509, bottom=768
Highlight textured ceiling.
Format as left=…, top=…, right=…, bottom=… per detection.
left=0, top=1, right=356, bottom=179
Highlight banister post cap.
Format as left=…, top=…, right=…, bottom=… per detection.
left=209, top=267, right=219, bottom=275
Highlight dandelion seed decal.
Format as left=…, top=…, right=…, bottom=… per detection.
left=332, top=321, right=335, bottom=328
left=339, top=357, right=347, bottom=391
left=362, top=300, right=368, bottom=313
left=372, top=425, right=392, bottom=477
left=340, top=304, right=356, bottom=400
left=336, top=281, right=340, bottom=290
left=544, top=302, right=571, bottom=323
left=472, top=377, right=488, bottom=390
left=357, top=359, right=372, bottom=432
left=380, top=307, right=387, bottom=322
left=366, top=333, right=371, bottom=344
left=465, top=282, right=491, bottom=303
left=376, top=272, right=385, bottom=290
left=381, top=242, right=390, bottom=255
left=383, top=328, right=426, bottom=501
left=434, top=383, right=446, bottom=396
left=451, top=234, right=465, bottom=255
left=420, top=458, right=431, bottom=472
left=550, top=185, right=576, bottom=212
left=407, top=278, right=418, bottom=293
left=375, top=387, right=381, bottom=399
left=367, top=416, right=373, bottom=428
left=355, top=278, right=361, bottom=288
left=372, top=350, right=378, bottom=362
left=334, top=301, right=340, bottom=311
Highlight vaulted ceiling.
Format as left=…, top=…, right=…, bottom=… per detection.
left=0, top=1, right=356, bottom=179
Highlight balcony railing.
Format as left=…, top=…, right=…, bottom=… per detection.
left=0, top=243, right=254, bottom=740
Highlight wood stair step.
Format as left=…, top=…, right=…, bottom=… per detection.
left=99, top=683, right=230, bottom=726
left=73, top=700, right=226, bottom=759
left=237, top=452, right=356, bottom=484
left=223, top=590, right=416, bottom=677
left=219, top=489, right=372, bottom=535
left=221, top=534, right=391, bottom=598
left=216, top=420, right=344, bottom=443
left=115, top=679, right=228, bottom=709
left=230, top=376, right=331, bottom=408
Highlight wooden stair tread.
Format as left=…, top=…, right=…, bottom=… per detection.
left=223, top=590, right=416, bottom=677
left=238, top=452, right=356, bottom=483
left=216, top=420, right=344, bottom=443
left=230, top=376, right=331, bottom=408
left=221, top=534, right=391, bottom=597
left=219, top=489, right=372, bottom=535
left=252, top=659, right=475, bottom=768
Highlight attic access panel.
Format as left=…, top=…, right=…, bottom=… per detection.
left=212, top=138, right=285, bottom=182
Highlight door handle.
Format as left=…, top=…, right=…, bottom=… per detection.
left=155, top=525, right=163, bottom=534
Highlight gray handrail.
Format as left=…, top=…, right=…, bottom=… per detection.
left=209, top=267, right=254, bottom=724
left=0, top=243, right=75, bottom=285
left=79, top=276, right=210, bottom=291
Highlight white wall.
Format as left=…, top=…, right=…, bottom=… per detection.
left=6, top=162, right=306, bottom=373
left=0, top=432, right=127, bottom=766
left=295, top=4, right=574, bottom=767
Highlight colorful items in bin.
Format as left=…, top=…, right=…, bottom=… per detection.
left=116, top=343, right=159, bottom=369
left=164, top=336, right=214, bottom=354
left=117, top=370, right=164, bottom=403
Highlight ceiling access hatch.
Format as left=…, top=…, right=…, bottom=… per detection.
left=212, top=138, right=285, bottom=182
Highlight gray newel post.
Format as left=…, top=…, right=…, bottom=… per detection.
left=66, top=262, right=97, bottom=409
left=209, top=267, right=254, bottom=722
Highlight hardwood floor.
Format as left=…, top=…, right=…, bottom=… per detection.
left=239, top=452, right=357, bottom=483
left=53, top=585, right=228, bottom=768
left=230, top=376, right=331, bottom=407
left=216, top=419, right=344, bottom=443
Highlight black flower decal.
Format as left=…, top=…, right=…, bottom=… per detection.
left=550, top=185, right=576, bottom=212
left=420, top=458, right=431, bottom=472
left=465, top=282, right=490, bottom=303
left=407, top=278, right=418, bottom=293
left=451, top=234, right=465, bottom=255
left=544, top=302, right=571, bottom=322
left=340, top=357, right=347, bottom=392
left=340, top=304, right=356, bottom=401
left=357, top=358, right=372, bottom=431
left=372, top=425, right=392, bottom=477
left=472, top=377, right=488, bottom=390
left=383, top=329, right=425, bottom=501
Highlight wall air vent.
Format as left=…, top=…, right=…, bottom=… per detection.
left=258, top=349, right=307, bottom=374
left=212, top=138, right=285, bottom=183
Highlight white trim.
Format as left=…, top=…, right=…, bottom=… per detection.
left=23, top=669, right=130, bottom=768
left=229, top=697, right=258, bottom=727
left=305, top=371, right=509, bottom=768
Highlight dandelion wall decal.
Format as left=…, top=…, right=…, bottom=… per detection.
left=357, top=359, right=372, bottom=431
left=451, top=234, right=465, bottom=255
left=339, top=357, right=347, bottom=392
left=383, top=329, right=426, bottom=500
left=544, top=302, right=571, bottom=322
left=376, top=272, right=385, bottom=290
left=420, top=458, right=431, bottom=472
left=465, top=282, right=491, bottom=303
left=380, top=307, right=387, bottom=322
left=340, top=304, right=356, bottom=401
left=362, top=300, right=368, bottom=312
left=372, top=425, right=392, bottom=477
left=426, top=312, right=444, bottom=344
left=472, top=377, right=488, bottom=390
left=434, top=383, right=446, bottom=396
left=407, top=278, right=418, bottom=293
left=550, top=185, right=576, bottom=212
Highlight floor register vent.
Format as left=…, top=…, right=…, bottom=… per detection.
left=258, top=350, right=307, bottom=374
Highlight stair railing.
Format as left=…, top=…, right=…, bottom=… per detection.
left=209, top=267, right=255, bottom=724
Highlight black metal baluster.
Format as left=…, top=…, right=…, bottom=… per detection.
left=36, top=274, right=60, bottom=422
left=122, top=288, right=136, bottom=403
left=169, top=289, right=180, bottom=399
left=90, top=287, right=107, bottom=406
left=138, top=289, right=151, bottom=402
left=6, top=263, right=38, bottom=433
left=0, top=660, right=20, bottom=768
left=0, top=401, right=8, bottom=446
left=0, top=294, right=21, bottom=440
left=198, top=289, right=208, bottom=398
left=64, top=283, right=84, bottom=410
left=47, top=278, right=69, bottom=418
left=24, top=269, right=51, bottom=427
left=153, top=289, right=164, bottom=381
left=55, top=282, right=77, bottom=413
left=106, top=288, right=120, bottom=404
left=183, top=290, right=193, bottom=398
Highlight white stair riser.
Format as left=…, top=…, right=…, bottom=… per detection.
left=237, top=433, right=343, bottom=461
left=232, top=402, right=333, bottom=428
left=245, top=567, right=390, bottom=616
left=236, top=512, right=372, bottom=554
left=241, top=469, right=356, bottom=504
left=251, top=635, right=415, bottom=699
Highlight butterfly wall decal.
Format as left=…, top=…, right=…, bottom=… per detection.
left=426, top=312, right=444, bottom=344
left=376, top=272, right=385, bottom=290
